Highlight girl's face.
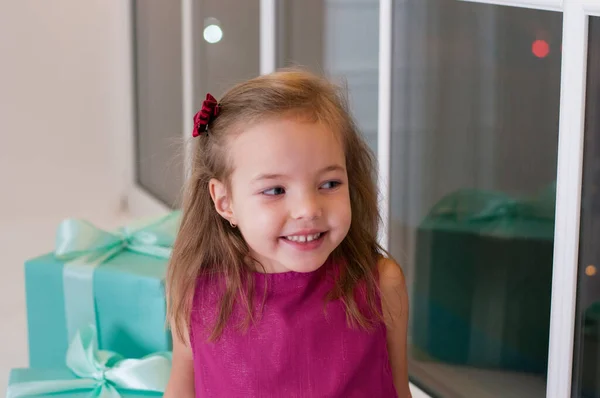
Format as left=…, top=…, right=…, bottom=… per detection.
left=210, top=117, right=352, bottom=274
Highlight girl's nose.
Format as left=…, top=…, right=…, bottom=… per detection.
left=291, top=192, right=322, bottom=220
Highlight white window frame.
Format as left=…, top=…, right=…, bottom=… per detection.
left=546, top=3, right=600, bottom=397
left=458, top=0, right=562, bottom=11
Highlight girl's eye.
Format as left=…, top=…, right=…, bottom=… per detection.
left=262, top=187, right=285, bottom=196
left=320, top=181, right=341, bottom=190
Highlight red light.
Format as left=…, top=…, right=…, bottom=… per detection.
left=532, top=40, right=550, bottom=58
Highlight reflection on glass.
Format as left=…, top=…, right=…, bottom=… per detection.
left=133, top=0, right=184, bottom=208
left=203, top=18, right=223, bottom=44
left=194, top=0, right=260, bottom=100
left=277, top=0, right=379, bottom=155
left=573, top=16, right=600, bottom=398
left=133, top=0, right=260, bottom=208
left=389, top=1, right=562, bottom=396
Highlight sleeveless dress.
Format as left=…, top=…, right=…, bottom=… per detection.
left=189, top=259, right=398, bottom=397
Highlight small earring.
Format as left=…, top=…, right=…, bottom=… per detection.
left=229, top=220, right=237, bottom=228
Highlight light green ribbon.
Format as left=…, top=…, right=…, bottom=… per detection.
left=55, top=211, right=181, bottom=343
left=421, top=185, right=556, bottom=240
left=7, top=325, right=172, bottom=398
left=426, top=189, right=555, bottom=222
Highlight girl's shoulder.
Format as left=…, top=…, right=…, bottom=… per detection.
left=377, top=256, right=409, bottom=328
left=376, top=256, right=406, bottom=291
left=376, top=256, right=411, bottom=397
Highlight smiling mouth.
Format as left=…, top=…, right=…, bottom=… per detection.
left=281, top=231, right=327, bottom=243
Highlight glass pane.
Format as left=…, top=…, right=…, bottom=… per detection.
left=133, top=0, right=184, bottom=208
left=573, top=16, right=600, bottom=398
left=389, top=1, right=562, bottom=396
left=277, top=0, right=379, bottom=155
left=193, top=0, right=260, bottom=105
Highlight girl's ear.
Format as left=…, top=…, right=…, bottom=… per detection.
left=209, top=178, right=236, bottom=225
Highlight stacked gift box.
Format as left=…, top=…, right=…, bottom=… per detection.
left=412, top=187, right=556, bottom=374
left=7, top=211, right=181, bottom=397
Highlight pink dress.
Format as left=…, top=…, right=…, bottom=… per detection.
left=189, top=259, right=398, bottom=397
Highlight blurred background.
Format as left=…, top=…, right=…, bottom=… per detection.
left=1, top=0, right=599, bottom=397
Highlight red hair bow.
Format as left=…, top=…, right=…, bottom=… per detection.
left=193, top=93, right=221, bottom=137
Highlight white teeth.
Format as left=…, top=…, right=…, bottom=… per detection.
left=285, top=233, right=321, bottom=242
left=306, top=233, right=320, bottom=242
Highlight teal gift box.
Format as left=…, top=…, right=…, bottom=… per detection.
left=8, top=325, right=171, bottom=397
left=412, top=187, right=555, bottom=374
left=25, top=212, right=181, bottom=368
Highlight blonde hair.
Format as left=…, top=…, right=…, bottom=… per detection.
left=166, top=68, right=384, bottom=343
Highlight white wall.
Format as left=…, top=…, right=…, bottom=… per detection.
left=0, top=0, right=132, bottom=392
left=0, top=0, right=131, bottom=222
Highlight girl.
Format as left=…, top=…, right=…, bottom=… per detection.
left=165, top=69, right=411, bottom=397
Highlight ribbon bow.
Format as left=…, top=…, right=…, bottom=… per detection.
left=55, top=211, right=181, bottom=263
left=422, top=186, right=556, bottom=240
left=7, top=325, right=172, bottom=398
left=55, top=211, right=181, bottom=343
left=193, top=93, right=220, bottom=137
left=426, top=189, right=555, bottom=223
